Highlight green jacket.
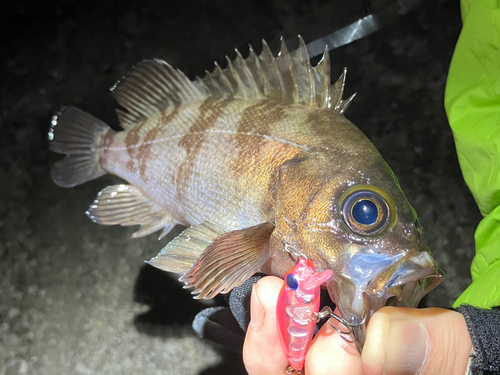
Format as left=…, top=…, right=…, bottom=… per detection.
left=445, top=0, right=500, bottom=308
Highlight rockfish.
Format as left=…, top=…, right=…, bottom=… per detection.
left=49, top=37, right=443, bottom=350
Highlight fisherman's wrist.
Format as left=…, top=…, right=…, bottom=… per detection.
left=456, top=305, right=500, bottom=375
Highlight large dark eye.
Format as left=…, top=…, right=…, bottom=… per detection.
left=341, top=187, right=392, bottom=236
left=286, top=274, right=299, bottom=290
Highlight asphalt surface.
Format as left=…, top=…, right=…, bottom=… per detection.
left=0, top=0, right=482, bottom=374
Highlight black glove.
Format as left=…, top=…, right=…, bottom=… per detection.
left=456, top=305, right=500, bottom=375
left=192, top=274, right=264, bottom=353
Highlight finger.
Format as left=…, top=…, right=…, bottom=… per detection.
left=242, top=276, right=289, bottom=375
left=362, top=307, right=473, bottom=375
left=305, top=307, right=363, bottom=375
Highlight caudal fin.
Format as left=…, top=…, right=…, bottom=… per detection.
left=49, top=107, right=110, bottom=188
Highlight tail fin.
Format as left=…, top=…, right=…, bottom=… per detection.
left=49, top=107, right=110, bottom=188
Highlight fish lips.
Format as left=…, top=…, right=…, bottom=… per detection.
left=327, top=251, right=444, bottom=352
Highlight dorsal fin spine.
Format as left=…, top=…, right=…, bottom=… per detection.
left=225, top=56, right=244, bottom=96
left=262, top=39, right=286, bottom=99
left=277, top=38, right=298, bottom=102
left=195, top=76, right=207, bottom=94
left=214, top=61, right=233, bottom=93
left=340, top=93, right=357, bottom=114
left=319, top=47, right=331, bottom=109
left=233, top=51, right=253, bottom=98
left=297, top=36, right=315, bottom=106
left=256, top=41, right=273, bottom=97
left=248, top=44, right=267, bottom=97
left=205, top=69, right=222, bottom=94
left=235, top=48, right=261, bottom=98
left=332, top=67, right=347, bottom=111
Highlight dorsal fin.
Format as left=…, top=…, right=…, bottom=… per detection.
left=112, top=59, right=206, bottom=130
left=200, top=36, right=355, bottom=113
left=112, top=37, right=355, bottom=130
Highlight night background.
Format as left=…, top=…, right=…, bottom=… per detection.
left=0, top=0, right=482, bottom=374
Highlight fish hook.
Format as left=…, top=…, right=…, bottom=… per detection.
left=312, top=306, right=366, bottom=339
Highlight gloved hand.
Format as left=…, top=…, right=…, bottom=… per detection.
left=192, top=274, right=264, bottom=352
left=241, top=277, right=485, bottom=375
left=193, top=276, right=500, bottom=375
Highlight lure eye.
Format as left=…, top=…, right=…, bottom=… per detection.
left=341, top=188, right=392, bottom=236
left=286, top=274, right=299, bottom=291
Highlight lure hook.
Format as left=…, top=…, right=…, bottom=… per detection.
left=312, top=306, right=367, bottom=337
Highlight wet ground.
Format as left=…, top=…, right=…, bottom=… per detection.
left=0, top=0, right=482, bottom=374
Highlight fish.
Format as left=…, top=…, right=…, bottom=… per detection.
left=49, top=36, right=444, bottom=351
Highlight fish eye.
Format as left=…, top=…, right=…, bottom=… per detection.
left=286, top=274, right=299, bottom=290
left=341, top=187, right=393, bottom=236
left=352, top=199, right=378, bottom=225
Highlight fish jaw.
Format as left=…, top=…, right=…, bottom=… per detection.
left=326, top=247, right=444, bottom=352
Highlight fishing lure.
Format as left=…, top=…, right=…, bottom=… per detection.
left=276, top=254, right=361, bottom=373
left=276, top=256, right=333, bottom=373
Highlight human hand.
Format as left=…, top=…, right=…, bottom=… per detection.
left=243, top=276, right=473, bottom=375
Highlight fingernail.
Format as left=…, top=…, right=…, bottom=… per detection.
left=383, top=320, right=429, bottom=375
left=249, top=284, right=265, bottom=331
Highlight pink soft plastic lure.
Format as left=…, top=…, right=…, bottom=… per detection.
left=276, top=257, right=333, bottom=372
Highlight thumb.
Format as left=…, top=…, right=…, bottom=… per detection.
left=362, top=307, right=472, bottom=375
left=242, top=276, right=288, bottom=375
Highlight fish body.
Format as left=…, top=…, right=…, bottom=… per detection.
left=277, top=258, right=332, bottom=372
left=97, top=98, right=320, bottom=231
left=88, top=97, right=374, bottom=233
left=49, top=37, right=443, bottom=350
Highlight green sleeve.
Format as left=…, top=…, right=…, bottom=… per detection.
left=444, top=0, right=500, bottom=309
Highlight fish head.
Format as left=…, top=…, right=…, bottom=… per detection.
left=275, top=153, right=444, bottom=352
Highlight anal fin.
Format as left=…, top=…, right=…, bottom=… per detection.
left=148, top=222, right=275, bottom=299
left=86, top=184, right=176, bottom=239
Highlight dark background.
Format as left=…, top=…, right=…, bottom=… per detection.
left=0, top=0, right=482, bottom=374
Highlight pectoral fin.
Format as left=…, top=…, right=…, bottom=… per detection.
left=86, top=184, right=176, bottom=239
left=147, top=222, right=224, bottom=273
left=147, top=222, right=275, bottom=299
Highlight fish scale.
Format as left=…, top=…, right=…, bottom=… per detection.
left=49, top=36, right=443, bottom=351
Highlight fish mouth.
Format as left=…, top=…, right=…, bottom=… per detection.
left=328, top=250, right=444, bottom=352
left=354, top=266, right=443, bottom=351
